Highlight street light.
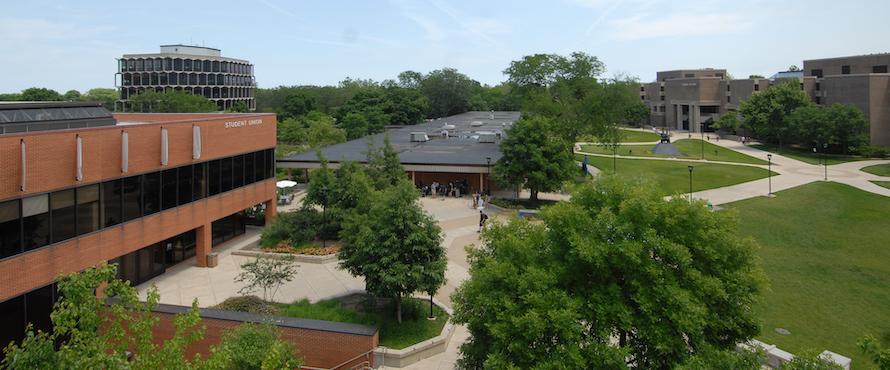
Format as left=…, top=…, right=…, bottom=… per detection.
left=767, top=154, right=773, bottom=197
left=485, top=157, right=492, bottom=196
left=321, top=185, right=328, bottom=248
left=700, top=123, right=705, bottom=160
left=687, top=165, right=694, bottom=203
left=822, top=143, right=828, bottom=181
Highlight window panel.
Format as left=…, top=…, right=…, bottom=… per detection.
left=0, top=295, right=25, bottom=350
left=208, top=160, right=221, bottom=196
left=0, top=200, right=21, bottom=258
left=51, top=189, right=76, bottom=243
left=122, top=175, right=142, bottom=221
left=193, top=162, right=207, bottom=200
left=161, top=169, right=178, bottom=210
left=143, top=172, right=161, bottom=215
left=244, top=152, right=255, bottom=184
left=232, top=155, right=244, bottom=188
left=254, top=151, right=264, bottom=181
left=76, top=184, right=100, bottom=236
left=178, top=165, right=193, bottom=205
left=266, top=149, right=275, bottom=179
left=25, top=284, right=56, bottom=334
left=221, top=157, right=233, bottom=192
left=101, top=180, right=122, bottom=228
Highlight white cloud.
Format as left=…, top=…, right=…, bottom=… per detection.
left=404, top=13, right=447, bottom=42
left=608, top=13, right=752, bottom=40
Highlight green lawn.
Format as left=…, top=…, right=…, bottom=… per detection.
left=871, top=181, right=890, bottom=190
left=749, top=144, right=868, bottom=165
left=576, top=154, right=775, bottom=196
left=582, top=128, right=661, bottom=143
left=277, top=297, right=448, bottom=349
left=861, top=163, right=890, bottom=177
left=580, top=139, right=768, bottom=165
left=724, top=182, right=890, bottom=369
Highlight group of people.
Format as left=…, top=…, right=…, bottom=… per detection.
left=419, top=179, right=471, bottom=198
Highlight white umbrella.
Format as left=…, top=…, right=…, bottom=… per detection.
left=276, top=180, right=298, bottom=189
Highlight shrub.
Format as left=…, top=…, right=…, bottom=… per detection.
left=214, top=295, right=278, bottom=315
left=856, top=145, right=890, bottom=158
left=214, top=323, right=301, bottom=370
left=260, top=207, right=322, bottom=248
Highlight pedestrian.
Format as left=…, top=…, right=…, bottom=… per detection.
left=478, top=211, right=489, bottom=232
left=477, top=195, right=485, bottom=210
left=431, top=181, right=438, bottom=196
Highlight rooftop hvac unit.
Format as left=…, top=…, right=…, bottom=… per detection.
left=478, top=131, right=497, bottom=143
left=410, top=132, right=429, bottom=142
left=471, top=121, right=483, bottom=127
left=442, top=124, right=455, bottom=130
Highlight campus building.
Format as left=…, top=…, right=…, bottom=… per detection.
left=116, top=45, right=257, bottom=111
left=640, top=53, right=890, bottom=146
left=277, top=111, right=521, bottom=193
left=0, top=101, right=277, bottom=352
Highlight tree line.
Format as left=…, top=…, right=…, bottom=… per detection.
left=0, top=87, right=119, bottom=110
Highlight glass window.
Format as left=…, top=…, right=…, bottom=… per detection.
left=193, top=162, right=207, bottom=200
left=244, top=152, right=255, bottom=184
left=221, top=157, right=233, bottom=192
left=122, top=175, right=142, bottom=222
left=266, top=149, right=275, bottom=179
left=163, top=58, right=172, bottom=70
left=50, top=189, right=76, bottom=243
left=161, top=169, right=178, bottom=210
left=208, top=160, right=221, bottom=196
left=874, top=65, right=888, bottom=73
left=184, top=59, right=192, bottom=72
left=25, top=284, right=56, bottom=334
left=203, top=60, right=211, bottom=72
left=841, top=65, right=850, bottom=75
left=254, top=151, right=265, bottom=181
left=232, top=155, right=244, bottom=188
left=22, top=195, right=50, bottom=252
left=174, top=58, right=182, bottom=71
left=76, top=184, right=100, bottom=236
left=143, top=172, right=161, bottom=215
left=178, top=165, right=193, bottom=205
left=198, top=74, right=206, bottom=85
left=0, top=295, right=25, bottom=349
left=101, top=180, right=121, bottom=228
left=193, top=59, right=202, bottom=72
left=0, top=200, right=21, bottom=258
left=135, top=59, right=144, bottom=71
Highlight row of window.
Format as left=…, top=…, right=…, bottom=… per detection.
left=0, top=149, right=275, bottom=260
left=120, top=86, right=255, bottom=100
left=120, top=58, right=253, bottom=75
left=121, top=72, right=254, bottom=87
left=0, top=283, right=57, bottom=355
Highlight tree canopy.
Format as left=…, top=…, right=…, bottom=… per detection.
left=789, top=103, right=870, bottom=153
left=738, top=80, right=812, bottom=146
left=493, top=116, right=576, bottom=200
left=452, top=176, right=767, bottom=369
left=128, top=90, right=217, bottom=113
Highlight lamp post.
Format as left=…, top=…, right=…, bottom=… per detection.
left=429, top=293, right=435, bottom=320
left=485, top=157, right=491, bottom=196
left=687, top=165, right=694, bottom=203
left=767, top=154, right=772, bottom=196
left=822, top=143, right=828, bottom=181
left=613, top=145, right=617, bottom=173
left=700, top=123, right=705, bottom=160
left=321, top=185, right=328, bottom=248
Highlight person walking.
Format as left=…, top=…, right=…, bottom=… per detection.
left=478, top=211, right=489, bottom=232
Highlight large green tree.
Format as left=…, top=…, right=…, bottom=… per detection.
left=128, top=90, right=217, bottom=113
left=493, top=116, right=576, bottom=200
left=790, top=104, right=869, bottom=154
left=420, top=68, right=481, bottom=118
left=738, top=80, right=812, bottom=146
left=20, top=87, right=63, bottom=101
left=339, top=179, right=446, bottom=323
left=82, top=88, right=120, bottom=109
left=452, top=176, right=767, bottom=369
left=278, top=91, right=317, bottom=120
left=365, top=135, right=406, bottom=190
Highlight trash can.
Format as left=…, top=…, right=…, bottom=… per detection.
left=206, top=252, right=219, bottom=268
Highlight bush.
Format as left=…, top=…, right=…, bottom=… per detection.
left=260, top=207, right=322, bottom=248
left=214, top=323, right=301, bottom=370
left=214, top=295, right=278, bottom=315
left=856, top=145, right=890, bottom=158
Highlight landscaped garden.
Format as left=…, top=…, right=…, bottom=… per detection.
left=576, top=154, right=775, bottom=196
left=861, top=163, right=890, bottom=177
left=580, top=139, right=768, bottom=165
left=724, top=182, right=890, bottom=368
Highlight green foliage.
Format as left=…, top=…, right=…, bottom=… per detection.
left=63, top=89, right=82, bottom=101
left=857, top=145, right=890, bottom=158
left=714, top=111, right=741, bottom=132
left=278, top=91, right=317, bottom=120
left=19, top=87, right=63, bottom=101
left=235, top=256, right=298, bottom=302
left=749, top=74, right=766, bottom=79
left=365, top=135, right=406, bottom=190
left=779, top=351, right=844, bottom=370
left=339, top=180, right=445, bottom=323
left=331, top=161, right=375, bottom=212
left=305, top=156, right=336, bottom=208
left=790, top=104, right=870, bottom=154
left=738, top=80, right=812, bottom=145
left=213, top=295, right=278, bottom=315
left=128, top=90, right=217, bottom=113
left=858, top=335, right=890, bottom=370
left=225, top=101, right=249, bottom=113
left=420, top=68, right=482, bottom=118
left=452, top=176, right=767, bottom=369
left=676, top=345, right=763, bottom=370
left=260, top=207, right=325, bottom=248
left=211, top=323, right=301, bottom=370
left=82, top=88, right=120, bottom=109
left=493, top=116, right=576, bottom=200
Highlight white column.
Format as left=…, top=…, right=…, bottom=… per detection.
left=691, top=104, right=700, bottom=133
left=675, top=104, right=682, bottom=130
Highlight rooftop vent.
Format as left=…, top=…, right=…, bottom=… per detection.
left=410, top=132, right=430, bottom=142
left=478, top=131, right=497, bottom=143
left=442, top=124, right=456, bottom=130
left=471, top=121, right=484, bottom=127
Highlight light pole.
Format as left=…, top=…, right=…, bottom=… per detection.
left=822, top=143, right=828, bottom=181
left=485, top=157, right=492, bottom=196
left=613, top=145, right=617, bottom=173
left=321, top=185, right=328, bottom=248
left=767, top=154, right=772, bottom=197
left=687, top=165, right=694, bottom=203
left=700, top=123, right=705, bottom=160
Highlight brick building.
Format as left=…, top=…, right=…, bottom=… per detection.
left=0, top=101, right=277, bottom=352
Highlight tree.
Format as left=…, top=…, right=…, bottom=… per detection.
left=235, top=256, right=298, bottom=302
left=420, top=68, right=481, bottom=118
left=789, top=65, right=801, bottom=72
left=330, top=161, right=375, bottom=212
left=790, top=104, right=870, bottom=153
left=713, top=111, right=742, bottom=133
left=365, top=135, right=406, bottom=190
left=305, top=155, right=335, bottom=208
left=303, top=112, right=346, bottom=148
left=63, top=90, right=82, bottom=101
left=452, top=176, right=767, bottom=368
left=278, top=91, right=317, bottom=120
left=381, top=86, right=428, bottom=125
left=738, top=80, right=812, bottom=147
left=749, top=75, right=766, bottom=79
left=493, top=116, right=576, bottom=200
left=858, top=335, right=890, bottom=370
left=129, top=90, right=217, bottom=113
left=396, top=70, right=424, bottom=89
left=20, top=87, right=63, bottom=101
left=226, top=101, right=249, bottom=113
left=212, top=323, right=301, bottom=370
left=82, top=88, right=120, bottom=109
left=780, top=351, right=844, bottom=370
left=339, top=179, right=445, bottom=323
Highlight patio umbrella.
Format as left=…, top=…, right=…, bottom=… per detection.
left=276, top=180, right=298, bottom=189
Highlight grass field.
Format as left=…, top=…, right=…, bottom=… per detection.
left=580, top=139, right=768, bottom=165
left=277, top=297, right=448, bottom=349
left=749, top=144, right=868, bottom=165
left=871, top=181, right=890, bottom=190
left=582, top=128, right=662, bottom=143
left=724, top=182, right=890, bottom=368
left=861, top=163, right=890, bottom=177
left=576, top=154, right=774, bottom=196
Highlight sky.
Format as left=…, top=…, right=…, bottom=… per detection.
left=2, top=0, right=889, bottom=93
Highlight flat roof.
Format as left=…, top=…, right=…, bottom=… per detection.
left=279, top=111, right=520, bottom=167
left=803, top=52, right=890, bottom=63
left=0, top=101, right=116, bottom=134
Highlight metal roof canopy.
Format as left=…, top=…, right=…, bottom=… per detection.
left=0, top=101, right=116, bottom=134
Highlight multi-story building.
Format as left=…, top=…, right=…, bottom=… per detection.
left=640, top=53, right=890, bottom=146
left=116, top=45, right=257, bottom=112
left=803, top=53, right=890, bottom=146
left=0, top=101, right=277, bottom=353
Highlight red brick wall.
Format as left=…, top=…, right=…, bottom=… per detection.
left=152, top=311, right=378, bottom=369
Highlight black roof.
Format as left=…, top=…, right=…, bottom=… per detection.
left=0, top=101, right=116, bottom=134
left=279, top=111, right=521, bottom=167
